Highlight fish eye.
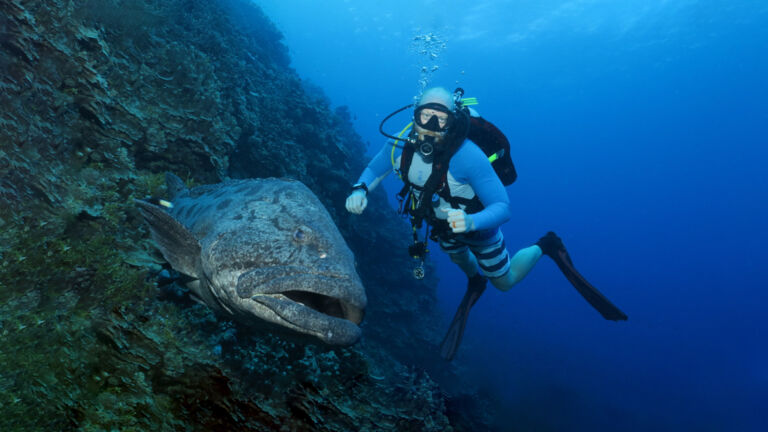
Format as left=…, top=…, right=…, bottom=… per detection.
left=292, top=226, right=312, bottom=244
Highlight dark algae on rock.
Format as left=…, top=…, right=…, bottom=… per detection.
left=1, top=0, right=494, bottom=430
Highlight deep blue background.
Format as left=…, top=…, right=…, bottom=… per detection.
left=257, top=1, right=767, bottom=430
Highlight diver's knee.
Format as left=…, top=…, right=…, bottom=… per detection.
left=448, top=249, right=471, bottom=264
left=489, top=270, right=519, bottom=292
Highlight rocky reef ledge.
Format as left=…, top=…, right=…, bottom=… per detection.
left=0, top=0, right=493, bottom=430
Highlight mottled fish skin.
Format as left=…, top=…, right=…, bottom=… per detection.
left=143, top=176, right=366, bottom=345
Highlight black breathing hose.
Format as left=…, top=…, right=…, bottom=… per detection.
left=378, top=103, right=415, bottom=142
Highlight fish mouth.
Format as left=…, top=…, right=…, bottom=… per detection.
left=235, top=267, right=366, bottom=345
left=249, top=292, right=364, bottom=345
left=281, top=290, right=365, bottom=325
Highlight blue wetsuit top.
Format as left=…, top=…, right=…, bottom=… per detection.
left=356, top=139, right=511, bottom=232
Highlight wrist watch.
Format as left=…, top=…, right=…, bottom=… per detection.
left=351, top=182, right=368, bottom=195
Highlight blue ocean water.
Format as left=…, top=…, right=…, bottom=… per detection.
left=258, top=1, right=768, bottom=430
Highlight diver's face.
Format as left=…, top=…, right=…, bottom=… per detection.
left=418, top=108, right=450, bottom=130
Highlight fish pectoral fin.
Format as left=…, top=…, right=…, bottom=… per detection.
left=189, top=291, right=207, bottom=306
left=136, top=199, right=202, bottom=278
left=165, top=172, right=188, bottom=200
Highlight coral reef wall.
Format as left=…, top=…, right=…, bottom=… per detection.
left=0, top=0, right=490, bottom=430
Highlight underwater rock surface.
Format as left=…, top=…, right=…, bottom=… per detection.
left=0, top=0, right=492, bottom=429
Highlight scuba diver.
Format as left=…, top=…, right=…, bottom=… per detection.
left=345, top=87, right=627, bottom=360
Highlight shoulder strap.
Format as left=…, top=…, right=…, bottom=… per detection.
left=399, top=140, right=416, bottom=180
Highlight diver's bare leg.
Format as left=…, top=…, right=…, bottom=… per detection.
left=489, top=245, right=542, bottom=291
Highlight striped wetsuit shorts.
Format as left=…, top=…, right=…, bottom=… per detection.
left=438, top=228, right=510, bottom=278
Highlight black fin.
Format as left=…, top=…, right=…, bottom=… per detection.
left=440, top=274, right=487, bottom=361
left=136, top=199, right=201, bottom=278
left=537, top=232, right=628, bottom=321
left=165, top=172, right=187, bottom=200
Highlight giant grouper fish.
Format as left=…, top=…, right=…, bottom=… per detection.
left=136, top=173, right=366, bottom=345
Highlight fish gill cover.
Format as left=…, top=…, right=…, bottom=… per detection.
left=0, top=0, right=491, bottom=430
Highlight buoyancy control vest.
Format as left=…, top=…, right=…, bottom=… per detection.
left=396, top=113, right=517, bottom=236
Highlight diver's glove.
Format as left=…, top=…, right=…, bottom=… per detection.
left=444, top=208, right=475, bottom=234
left=345, top=187, right=368, bottom=215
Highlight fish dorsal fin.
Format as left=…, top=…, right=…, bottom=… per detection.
left=136, top=199, right=201, bottom=278
left=165, top=172, right=188, bottom=200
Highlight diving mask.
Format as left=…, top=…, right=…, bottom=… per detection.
left=414, top=103, right=454, bottom=132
